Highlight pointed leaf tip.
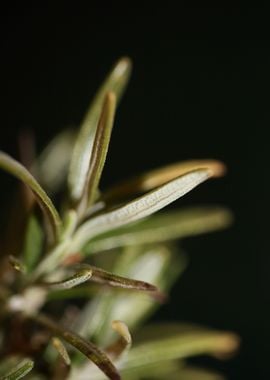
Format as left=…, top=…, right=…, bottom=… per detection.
left=71, top=169, right=211, bottom=251
left=78, top=264, right=157, bottom=292
left=68, top=57, right=132, bottom=204
left=82, top=91, right=116, bottom=212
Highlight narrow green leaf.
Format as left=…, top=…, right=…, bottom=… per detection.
left=68, top=57, right=132, bottom=203
left=85, top=206, right=232, bottom=253
left=33, top=314, right=120, bottom=380
left=51, top=337, right=71, bottom=366
left=22, top=215, right=43, bottom=272
left=103, top=159, right=226, bottom=204
left=70, top=169, right=211, bottom=252
left=0, top=152, right=62, bottom=242
left=79, top=264, right=157, bottom=291
left=33, top=129, right=76, bottom=194
left=123, top=329, right=239, bottom=370
left=0, top=358, right=34, bottom=380
left=83, top=92, right=116, bottom=210
left=42, top=267, right=92, bottom=290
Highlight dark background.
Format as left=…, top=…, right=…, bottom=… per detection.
left=0, top=4, right=269, bottom=379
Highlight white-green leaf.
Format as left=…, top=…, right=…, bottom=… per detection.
left=22, top=215, right=43, bottom=272
left=70, top=169, right=211, bottom=252
left=0, top=358, right=34, bottom=380
left=85, top=206, right=232, bottom=253
left=0, top=152, right=62, bottom=242
left=103, top=159, right=226, bottom=205
left=68, top=57, right=132, bottom=203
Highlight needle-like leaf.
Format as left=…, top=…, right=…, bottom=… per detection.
left=51, top=337, right=71, bottom=366
left=0, top=152, right=62, bottom=243
left=68, top=57, right=132, bottom=203
left=103, top=159, right=226, bottom=204
left=70, top=169, right=211, bottom=252
left=85, top=206, right=232, bottom=253
left=33, top=313, right=120, bottom=380
left=82, top=92, right=116, bottom=210
left=0, top=358, right=34, bottom=380
left=79, top=264, right=157, bottom=292
left=42, top=267, right=92, bottom=290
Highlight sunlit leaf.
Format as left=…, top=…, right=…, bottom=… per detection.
left=70, top=169, right=211, bottom=252
left=68, top=57, right=132, bottom=203
left=51, top=337, right=71, bottom=366
left=33, top=313, right=120, bottom=380
left=85, top=206, right=232, bottom=253
left=22, top=215, right=43, bottom=272
left=0, top=358, right=34, bottom=380
left=103, top=159, right=226, bottom=204
left=0, top=152, right=62, bottom=242
left=33, top=129, right=76, bottom=194
left=42, top=267, right=92, bottom=290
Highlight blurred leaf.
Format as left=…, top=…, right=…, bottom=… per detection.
left=85, top=206, right=232, bottom=253
left=0, top=152, right=61, bottom=243
left=106, top=320, right=132, bottom=360
left=68, top=57, right=132, bottom=203
left=33, top=129, right=76, bottom=194
left=71, top=169, right=211, bottom=252
left=22, top=215, right=43, bottom=272
left=121, top=360, right=224, bottom=380
left=33, top=313, right=120, bottom=380
left=103, top=159, right=226, bottom=205
left=82, top=92, right=116, bottom=211
left=51, top=337, right=71, bottom=366
left=123, top=328, right=239, bottom=370
left=42, top=267, right=92, bottom=290
left=0, top=358, right=34, bottom=380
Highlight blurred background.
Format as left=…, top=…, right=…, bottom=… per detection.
left=0, top=4, right=269, bottom=379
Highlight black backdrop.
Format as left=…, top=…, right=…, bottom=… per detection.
left=0, top=4, right=269, bottom=379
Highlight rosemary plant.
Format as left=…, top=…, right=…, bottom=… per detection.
left=0, top=58, right=239, bottom=380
